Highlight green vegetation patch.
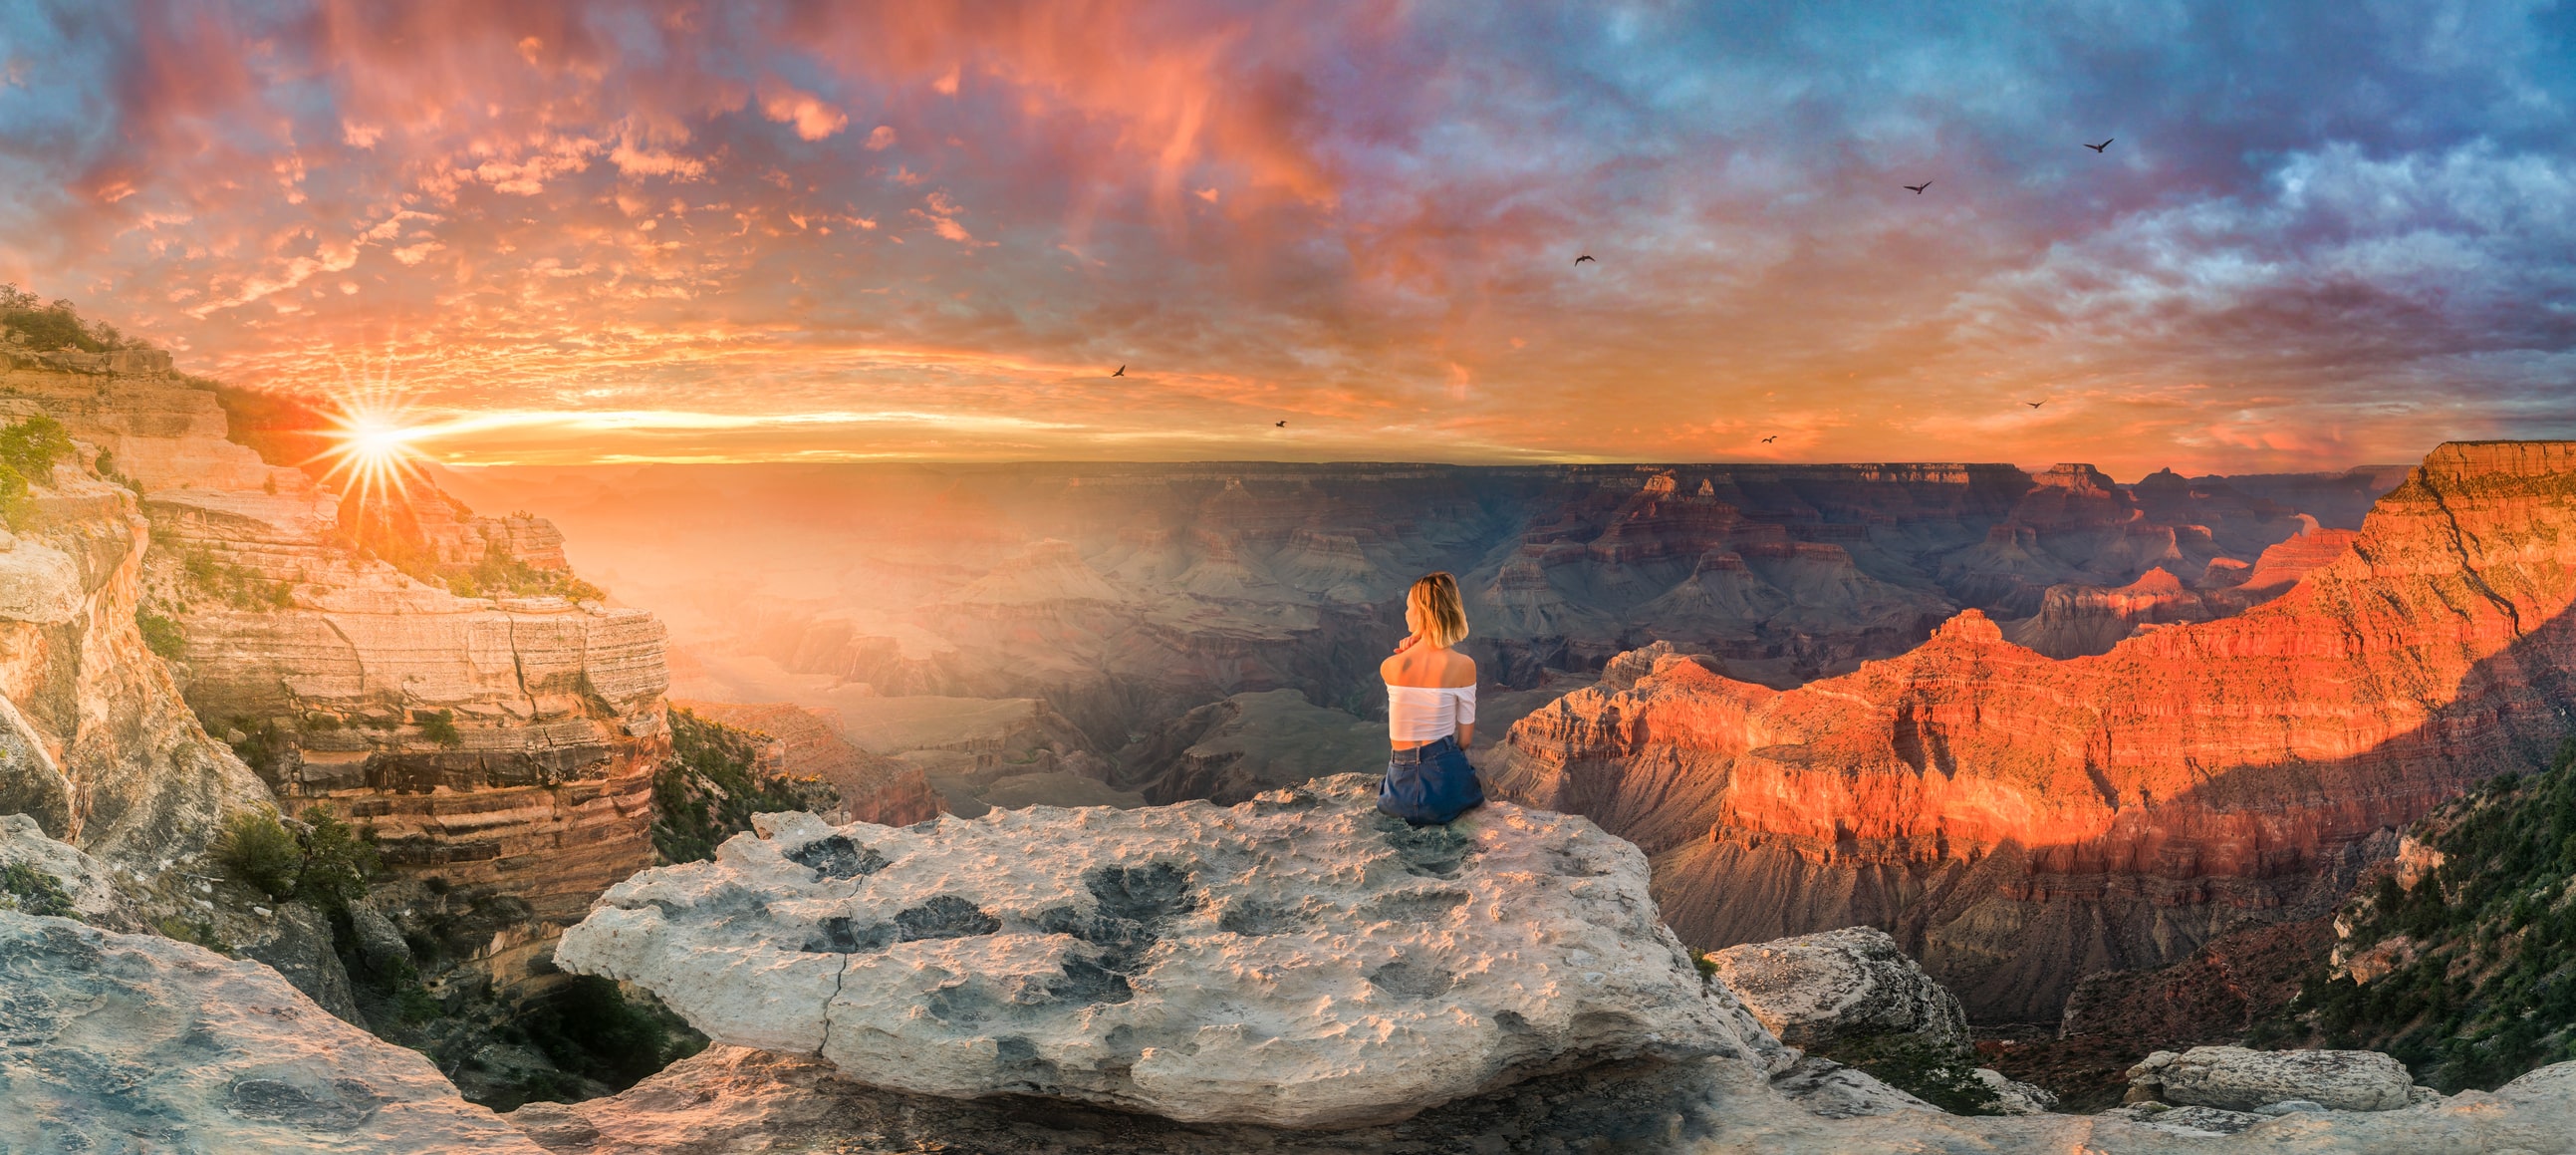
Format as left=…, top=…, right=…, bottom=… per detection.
left=0, top=284, right=134, bottom=353
left=135, top=609, right=185, bottom=659
left=0, top=861, right=75, bottom=918
left=0, top=415, right=72, bottom=532
left=179, top=548, right=295, bottom=611
left=445, top=543, right=607, bottom=602
left=214, top=805, right=384, bottom=914
left=2263, top=738, right=2576, bottom=1091
left=1825, top=1032, right=2006, bottom=1115
left=652, top=708, right=815, bottom=864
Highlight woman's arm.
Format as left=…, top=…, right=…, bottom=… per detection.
left=1455, top=722, right=1475, bottom=750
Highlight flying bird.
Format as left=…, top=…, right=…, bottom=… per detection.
left=2025, top=400, right=2046, bottom=409
left=2086, top=139, right=2114, bottom=152
left=1761, top=435, right=1777, bottom=443
left=1903, top=180, right=1932, bottom=194
left=1275, top=421, right=1287, bottom=428
left=1112, top=365, right=1126, bottom=377
left=1574, top=254, right=1596, bottom=264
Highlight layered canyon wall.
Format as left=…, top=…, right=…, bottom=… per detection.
left=0, top=348, right=271, bottom=876
left=5, top=351, right=673, bottom=1003
left=1487, top=441, right=2576, bottom=1022
left=441, top=459, right=2401, bottom=784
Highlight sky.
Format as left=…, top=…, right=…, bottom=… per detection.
left=2, top=1, right=2572, bottom=475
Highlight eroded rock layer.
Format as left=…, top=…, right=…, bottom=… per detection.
left=1489, top=441, right=2576, bottom=1021
left=0, top=357, right=270, bottom=873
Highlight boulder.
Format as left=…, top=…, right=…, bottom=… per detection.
left=1705, top=926, right=1970, bottom=1053
left=1765, top=1054, right=1940, bottom=1119
left=0, top=811, right=142, bottom=930
left=1971, top=1066, right=2061, bottom=1115
left=559, top=774, right=1779, bottom=1128
left=2128, top=1045, right=2421, bottom=1112
left=0, top=910, right=539, bottom=1153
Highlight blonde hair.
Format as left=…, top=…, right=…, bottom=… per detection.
left=1409, top=571, right=1469, bottom=649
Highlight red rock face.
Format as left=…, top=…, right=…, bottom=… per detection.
left=1488, top=441, right=2576, bottom=1021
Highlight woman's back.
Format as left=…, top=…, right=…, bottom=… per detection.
left=1379, top=571, right=1484, bottom=826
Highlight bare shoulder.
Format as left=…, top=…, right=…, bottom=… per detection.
left=1379, top=652, right=1406, bottom=682
left=1444, top=650, right=1477, bottom=688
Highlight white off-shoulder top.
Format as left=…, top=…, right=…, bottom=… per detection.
left=1387, top=682, right=1477, bottom=743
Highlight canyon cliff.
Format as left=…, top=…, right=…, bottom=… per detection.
left=441, top=459, right=2400, bottom=785
left=1487, top=441, right=2576, bottom=1022
left=0, top=347, right=271, bottom=878
left=20, top=358, right=674, bottom=937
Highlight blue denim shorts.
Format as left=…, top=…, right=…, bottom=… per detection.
left=1379, top=733, right=1486, bottom=826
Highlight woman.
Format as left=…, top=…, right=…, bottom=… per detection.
left=1379, top=571, right=1484, bottom=826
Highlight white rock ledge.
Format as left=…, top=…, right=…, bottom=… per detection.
left=558, top=773, right=1775, bottom=1128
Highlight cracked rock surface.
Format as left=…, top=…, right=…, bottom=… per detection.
left=0, top=910, right=540, bottom=1154
left=558, top=773, right=1773, bottom=1128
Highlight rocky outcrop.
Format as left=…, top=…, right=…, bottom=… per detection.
left=0, top=811, right=143, bottom=930
left=0, top=910, right=541, bottom=1153
left=2127, top=1046, right=2430, bottom=1113
left=518, top=1044, right=2576, bottom=1152
left=559, top=773, right=1776, bottom=1128
left=0, top=368, right=271, bottom=876
left=1707, top=927, right=1971, bottom=1053
left=1488, top=441, right=2576, bottom=1021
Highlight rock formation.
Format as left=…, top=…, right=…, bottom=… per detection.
left=513, top=1042, right=2576, bottom=1151
left=0, top=811, right=143, bottom=930
left=559, top=774, right=1776, bottom=1128
left=0, top=909, right=543, bottom=1153
left=2126, top=1046, right=2430, bottom=1113
left=1709, top=927, right=2057, bottom=1116
left=1488, top=441, right=2576, bottom=1021
left=0, top=362, right=271, bottom=876
left=1707, top=927, right=1972, bottom=1053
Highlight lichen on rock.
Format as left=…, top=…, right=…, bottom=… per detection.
left=560, top=773, right=1777, bottom=1128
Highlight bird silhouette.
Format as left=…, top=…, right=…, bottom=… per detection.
left=2025, top=400, right=2046, bottom=409
left=1574, top=254, right=1597, bottom=265
left=2085, top=139, right=2114, bottom=153
left=1903, top=180, right=1932, bottom=194
left=1761, top=435, right=1777, bottom=443
left=1112, top=365, right=1126, bottom=377
left=1275, top=421, right=1287, bottom=428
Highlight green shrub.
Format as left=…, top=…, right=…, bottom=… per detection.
left=292, top=805, right=380, bottom=915
left=216, top=809, right=303, bottom=899
left=1691, top=949, right=1719, bottom=980
left=0, top=862, right=74, bottom=918
left=136, top=610, right=185, bottom=660
left=417, top=710, right=462, bottom=748
left=0, top=464, right=32, bottom=532
left=0, top=416, right=74, bottom=481
left=0, top=285, right=114, bottom=353
left=155, top=915, right=223, bottom=951
left=1834, top=1034, right=2004, bottom=1115
left=652, top=708, right=812, bottom=864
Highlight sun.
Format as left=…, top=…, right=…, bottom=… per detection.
left=315, top=402, right=430, bottom=504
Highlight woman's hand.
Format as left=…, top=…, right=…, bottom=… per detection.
left=1392, top=632, right=1422, bottom=655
